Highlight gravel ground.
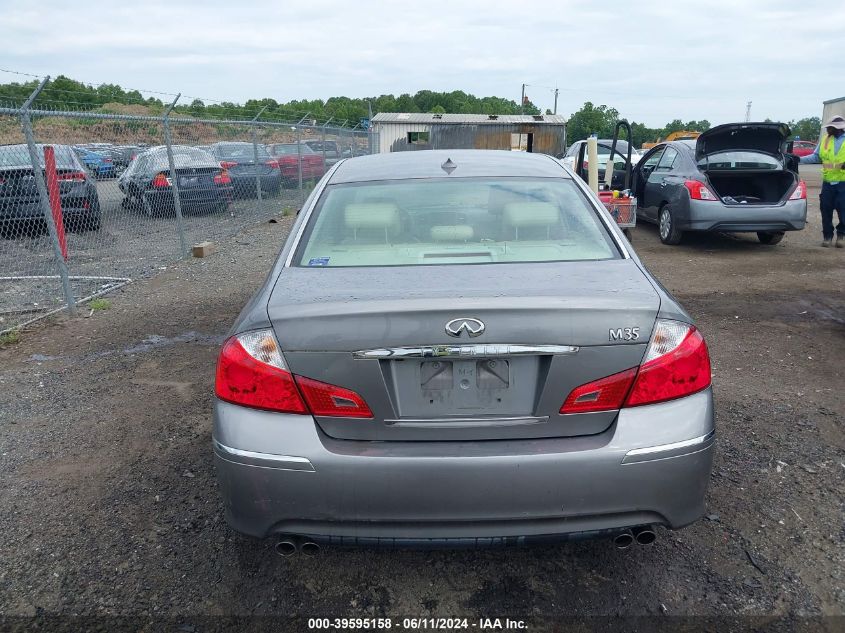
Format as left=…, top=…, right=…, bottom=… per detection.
left=0, top=166, right=843, bottom=629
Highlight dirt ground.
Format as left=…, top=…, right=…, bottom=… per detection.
left=0, top=166, right=843, bottom=629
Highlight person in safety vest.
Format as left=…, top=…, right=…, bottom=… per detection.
left=801, top=115, right=845, bottom=247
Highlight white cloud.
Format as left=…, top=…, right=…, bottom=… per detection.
left=0, top=0, right=835, bottom=125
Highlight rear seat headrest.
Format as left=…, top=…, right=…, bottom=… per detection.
left=344, top=203, right=400, bottom=230
left=430, top=225, right=474, bottom=241
left=503, top=202, right=559, bottom=227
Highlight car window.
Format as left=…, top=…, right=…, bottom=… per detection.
left=294, top=178, right=618, bottom=267
left=655, top=147, right=678, bottom=171
left=0, top=144, right=78, bottom=168
left=215, top=144, right=269, bottom=160
left=697, top=151, right=780, bottom=170
left=640, top=148, right=664, bottom=170
left=565, top=143, right=581, bottom=158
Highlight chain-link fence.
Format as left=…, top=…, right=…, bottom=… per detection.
left=0, top=79, right=376, bottom=334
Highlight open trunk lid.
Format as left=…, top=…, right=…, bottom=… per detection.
left=267, top=260, right=660, bottom=441
left=696, top=122, right=791, bottom=160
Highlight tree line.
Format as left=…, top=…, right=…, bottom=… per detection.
left=0, top=75, right=822, bottom=143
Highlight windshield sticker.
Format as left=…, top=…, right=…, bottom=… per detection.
left=308, top=257, right=330, bottom=267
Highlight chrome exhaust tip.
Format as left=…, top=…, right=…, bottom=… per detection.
left=633, top=526, right=656, bottom=545
left=300, top=541, right=321, bottom=557
left=275, top=539, right=298, bottom=557
left=613, top=531, right=634, bottom=549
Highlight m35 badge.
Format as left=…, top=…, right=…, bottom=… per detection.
left=609, top=327, right=640, bottom=342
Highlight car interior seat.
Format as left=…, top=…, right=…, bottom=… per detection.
left=502, top=202, right=559, bottom=240
left=344, top=203, right=401, bottom=243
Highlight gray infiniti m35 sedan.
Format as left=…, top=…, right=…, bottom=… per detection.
left=213, top=150, right=715, bottom=551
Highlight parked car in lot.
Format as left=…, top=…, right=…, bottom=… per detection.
left=302, top=139, right=341, bottom=167
left=0, top=143, right=101, bottom=234
left=788, top=140, right=817, bottom=158
left=560, top=139, right=641, bottom=188
left=72, top=146, right=116, bottom=179
left=118, top=145, right=233, bottom=216
left=102, top=145, right=144, bottom=175
left=213, top=149, right=715, bottom=552
left=266, top=142, right=325, bottom=185
left=205, top=142, right=281, bottom=196
left=632, top=122, right=807, bottom=245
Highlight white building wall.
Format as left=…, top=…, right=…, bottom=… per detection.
left=374, top=122, right=433, bottom=153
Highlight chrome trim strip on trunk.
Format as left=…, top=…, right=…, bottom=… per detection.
left=353, top=344, right=579, bottom=359
left=621, top=430, right=715, bottom=464
left=213, top=439, right=316, bottom=472
left=384, top=416, right=548, bottom=428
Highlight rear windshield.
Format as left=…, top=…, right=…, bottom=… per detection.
left=215, top=144, right=269, bottom=160
left=0, top=145, right=78, bottom=168
left=294, top=178, right=617, bottom=267
left=698, top=151, right=781, bottom=170
left=271, top=144, right=314, bottom=155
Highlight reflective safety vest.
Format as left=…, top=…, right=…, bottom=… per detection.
left=820, top=134, right=845, bottom=183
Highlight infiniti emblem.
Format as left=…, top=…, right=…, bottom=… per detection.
left=445, top=317, right=485, bottom=338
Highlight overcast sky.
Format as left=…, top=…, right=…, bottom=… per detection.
left=0, top=0, right=837, bottom=126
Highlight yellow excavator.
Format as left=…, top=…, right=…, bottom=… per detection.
left=641, top=130, right=701, bottom=150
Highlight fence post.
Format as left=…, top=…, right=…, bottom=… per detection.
left=251, top=105, right=269, bottom=217
left=321, top=119, right=329, bottom=168
left=296, top=125, right=303, bottom=204
left=19, top=76, right=77, bottom=316
left=162, top=94, right=188, bottom=257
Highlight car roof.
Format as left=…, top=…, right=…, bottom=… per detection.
left=329, top=150, right=568, bottom=184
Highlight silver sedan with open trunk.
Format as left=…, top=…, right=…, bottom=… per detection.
left=213, top=150, right=715, bottom=553
left=633, top=122, right=807, bottom=245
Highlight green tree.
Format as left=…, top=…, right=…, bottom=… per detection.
left=566, top=102, right=620, bottom=141
left=789, top=116, right=821, bottom=141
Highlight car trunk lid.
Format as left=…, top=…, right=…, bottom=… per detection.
left=696, top=122, right=791, bottom=160
left=268, top=260, right=660, bottom=441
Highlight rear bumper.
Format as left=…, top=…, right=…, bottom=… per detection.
left=230, top=173, right=282, bottom=192
left=143, top=187, right=231, bottom=210
left=213, top=389, right=715, bottom=543
left=0, top=199, right=94, bottom=222
left=685, top=198, right=807, bottom=232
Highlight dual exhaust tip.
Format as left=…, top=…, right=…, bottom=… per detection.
left=275, top=537, right=320, bottom=557
left=277, top=529, right=655, bottom=554
left=614, top=526, right=656, bottom=549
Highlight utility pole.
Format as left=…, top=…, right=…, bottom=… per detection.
left=745, top=101, right=752, bottom=122
left=553, top=88, right=559, bottom=115
left=520, top=84, right=525, bottom=114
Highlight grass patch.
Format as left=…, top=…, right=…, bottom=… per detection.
left=88, top=298, right=111, bottom=311
left=0, top=329, right=21, bottom=345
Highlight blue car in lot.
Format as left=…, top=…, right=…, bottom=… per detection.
left=72, top=147, right=115, bottom=178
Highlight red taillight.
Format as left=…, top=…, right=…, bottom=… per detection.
left=788, top=180, right=807, bottom=200
left=214, top=329, right=373, bottom=417
left=57, top=171, right=87, bottom=182
left=215, top=332, right=307, bottom=414
left=151, top=172, right=171, bottom=188
left=684, top=180, right=719, bottom=201
left=213, top=169, right=231, bottom=185
left=220, top=160, right=238, bottom=169
left=295, top=375, right=374, bottom=419
left=560, top=320, right=711, bottom=413
left=265, top=159, right=280, bottom=169
left=560, top=368, right=637, bottom=414
left=624, top=323, right=711, bottom=407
